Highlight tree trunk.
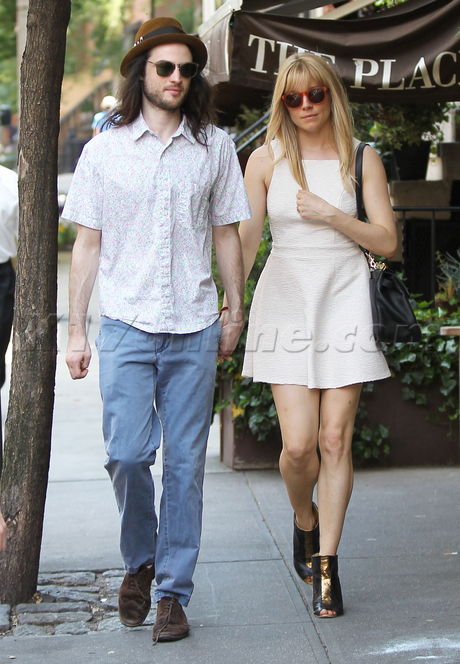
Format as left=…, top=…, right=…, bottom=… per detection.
left=0, top=0, right=71, bottom=605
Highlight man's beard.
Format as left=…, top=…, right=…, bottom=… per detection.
left=143, top=85, right=186, bottom=111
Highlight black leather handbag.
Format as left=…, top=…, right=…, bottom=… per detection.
left=355, top=142, right=422, bottom=343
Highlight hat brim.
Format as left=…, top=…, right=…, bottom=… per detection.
left=120, top=33, right=208, bottom=77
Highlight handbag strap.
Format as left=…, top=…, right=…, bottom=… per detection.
left=355, top=141, right=368, bottom=222
left=355, top=142, right=382, bottom=270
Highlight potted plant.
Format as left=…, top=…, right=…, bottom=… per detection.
left=352, top=100, right=452, bottom=180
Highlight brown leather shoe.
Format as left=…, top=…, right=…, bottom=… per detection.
left=152, top=596, right=190, bottom=643
left=118, top=564, right=154, bottom=627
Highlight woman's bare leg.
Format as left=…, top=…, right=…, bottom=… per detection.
left=271, top=384, right=320, bottom=530
left=315, top=383, right=361, bottom=616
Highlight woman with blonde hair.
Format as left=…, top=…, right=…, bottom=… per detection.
left=238, top=53, right=397, bottom=617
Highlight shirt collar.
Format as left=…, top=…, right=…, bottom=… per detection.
left=130, top=112, right=196, bottom=144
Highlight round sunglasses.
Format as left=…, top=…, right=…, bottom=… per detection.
left=281, top=86, right=329, bottom=108
left=147, top=60, right=199, bottom=79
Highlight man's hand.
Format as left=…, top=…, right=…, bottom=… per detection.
left=66, top=331, right=92, bottom=379
left=218, top=309, right=244, bottom=361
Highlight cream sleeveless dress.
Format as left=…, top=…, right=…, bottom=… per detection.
left=242, top=140, right=390, bottom=388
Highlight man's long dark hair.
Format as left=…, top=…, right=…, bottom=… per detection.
left=109, top=52, right=217, bottom=146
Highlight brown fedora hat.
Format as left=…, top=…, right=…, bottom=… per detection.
left=120, top=17, right=208, bottom=77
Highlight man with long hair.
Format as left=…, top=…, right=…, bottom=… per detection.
left=63, top=17, right=249, bottom=643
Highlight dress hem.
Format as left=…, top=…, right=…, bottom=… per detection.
left=241, top=371, right=391, bottom=390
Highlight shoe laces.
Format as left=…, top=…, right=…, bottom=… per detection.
left=153, top=597, right=176, bottom=645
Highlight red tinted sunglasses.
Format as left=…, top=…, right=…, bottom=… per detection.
left=282, top=86, right=328, bottom=108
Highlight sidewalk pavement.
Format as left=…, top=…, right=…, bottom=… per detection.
left=1, top=255, right=460, bottom=663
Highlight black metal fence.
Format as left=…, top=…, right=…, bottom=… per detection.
left=395, top=206, right=460, bottom=300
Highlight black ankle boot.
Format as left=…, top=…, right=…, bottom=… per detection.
left=312, top=554, right=343, bottom=618
left=293, top=503, right=319, bottom=584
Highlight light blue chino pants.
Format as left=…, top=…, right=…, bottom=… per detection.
left=96, top=316, right=220, bottom=606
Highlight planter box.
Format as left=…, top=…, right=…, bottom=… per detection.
left=362, top=377, right=459, bottom=466
left=438, top=142, right=460, bottom=180
left=219, top=378, right=281, bottom=470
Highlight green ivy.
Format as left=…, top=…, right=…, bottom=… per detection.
left=374, top=0, right=408, bottom=7
left=58, top=219, right=77, bottom=250
left=383, top=299, right=460, bottom=423
left=351, top=382, right=389, bottom=462
left=352, top=296, right=460, bottom=463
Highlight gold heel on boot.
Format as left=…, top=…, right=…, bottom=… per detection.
left=293, top=503, right=319, bottom=584
left=312, top=554, right=343, bottom=618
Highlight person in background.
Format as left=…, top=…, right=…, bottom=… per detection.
left=0, top=164, right=18, bottom=391
left=64, top=17, right=249, bottom=644
left=0, top=164, right=17, bottom=519
left=91, top=95, right=117, bottom=136
left=238, top=53, right=397, bottom=618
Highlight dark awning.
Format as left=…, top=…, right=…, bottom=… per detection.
left=240, top=0, right=335, bottom=13
left=200, top=0, right=460, bottom=123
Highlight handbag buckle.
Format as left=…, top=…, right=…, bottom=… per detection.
left=364, top=250, right=387, bottom=271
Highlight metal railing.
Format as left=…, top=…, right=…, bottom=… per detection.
left=393, top=206, right=460, bottom=300
left=59, top=80, right=113, bottom=173
left=233, top=110, right=270, bottom=153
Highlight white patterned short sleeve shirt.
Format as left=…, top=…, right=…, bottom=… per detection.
left=62, top=114, right=251, bottom=333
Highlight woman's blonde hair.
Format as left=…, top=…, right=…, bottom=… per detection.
left=265, top=52, right=354, bottom=191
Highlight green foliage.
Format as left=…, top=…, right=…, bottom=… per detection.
left=353, top=386, right=390, bottom=461
left=374, top=0, right=408, bottom=7
left=436, top=248, right=460, bottom=302
left=0, top=0, right=129, bottom=109
left=351, top=102, right=378, bottom=143
left=355, top=290, right=460, bottom=463
left=0, top=0, right=17, bottom=110
left=58, top=219, right=77, bottom=250
left=66, top=0, right=129, bottom=75
left=0, top=57, right=16, bottom=113
left=383, top=298, right=459, bottom=423
left=235, top=105, right=268, bottom=136
left=232, top=105, right=270, bottom=162
left=65, top=1, right=196, bottom=77
left=353, top=252, right=460, bottom=462
left=353, top=100, right=452, bottom=154
left=175, top=6, right=196, bottom=33
left=368, top=102, right=452, bottom=152
left=0, top=0, right=15, bottom=61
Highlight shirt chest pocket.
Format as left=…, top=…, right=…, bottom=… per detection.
left=173, top=176, right=213, bottom=227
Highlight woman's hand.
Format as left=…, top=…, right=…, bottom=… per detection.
left=296, top=189, right=335, bottom=223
